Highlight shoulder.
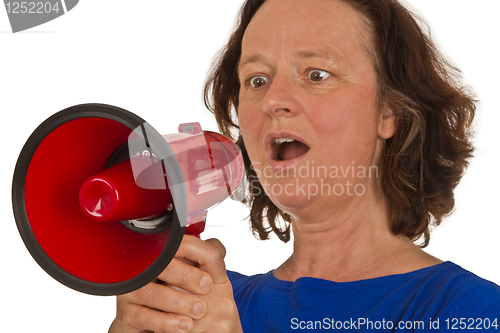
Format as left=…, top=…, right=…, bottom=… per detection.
left=426, top=261, right=500, bottom=296
left=227, top=270, right=269, bottom=293
left=226, top=270, right=277, bottom=314
left=417, top=262, right=500, bottom=320
left=227, top=270, right=250, bottom=283
left=416, top=262, right=500, bottom=331
left=429, top=262, right=500, bottom=314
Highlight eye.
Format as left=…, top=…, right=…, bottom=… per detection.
left=307, top=69, right=332, bottom=82
left=247, top=75, right=269, bottom=89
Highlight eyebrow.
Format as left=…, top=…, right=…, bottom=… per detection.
left=238, top=49, right=345, bottom=69
left=295, top=49, right=345, bottom=67
left=238, top=55, right=266, bottom=69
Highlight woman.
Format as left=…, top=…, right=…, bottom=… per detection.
left=109, top=0, right=500, bottom=332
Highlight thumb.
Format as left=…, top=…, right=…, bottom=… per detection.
left=204, top=238, right=227, bottom=260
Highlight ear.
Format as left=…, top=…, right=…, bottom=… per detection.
left=377, top=107, right=397, bottom=139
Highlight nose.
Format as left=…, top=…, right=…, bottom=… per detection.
left=262, top=74, right=302, bottom=118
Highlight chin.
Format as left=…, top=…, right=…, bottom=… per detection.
left=265, top=176, right=364, bottom=216
left=272, top=193, right=317, bottom=212
left=264, top=179, right=323, bottom=212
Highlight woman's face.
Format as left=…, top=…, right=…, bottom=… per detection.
left=237, top=0, right=395, bottom=220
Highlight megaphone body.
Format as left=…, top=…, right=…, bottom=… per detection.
left=12, top=104, right=244, bottom=295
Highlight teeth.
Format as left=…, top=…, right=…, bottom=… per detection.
left=274, top=137, right=295, bottom=144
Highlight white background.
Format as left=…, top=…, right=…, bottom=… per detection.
left=1, top=0, right=498, bottom=331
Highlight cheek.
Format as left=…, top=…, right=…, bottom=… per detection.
left=312, top=83, right=380, bottom=160
left=238, top=105, right=257, bottom=137
left=238, top=105, right=263, bottom=156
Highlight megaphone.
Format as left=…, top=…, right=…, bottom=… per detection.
left=12, top=103, right=244, bottom=296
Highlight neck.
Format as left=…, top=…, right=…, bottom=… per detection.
left=274, top=186, right=440, bottom=282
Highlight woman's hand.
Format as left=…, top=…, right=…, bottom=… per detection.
left=108, top=235, right=243, bottom=333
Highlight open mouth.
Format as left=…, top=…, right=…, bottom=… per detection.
left=272, top=137, right=310, bottom=161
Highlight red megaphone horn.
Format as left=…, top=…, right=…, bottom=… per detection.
left=12, top=104, right=244, bottom=296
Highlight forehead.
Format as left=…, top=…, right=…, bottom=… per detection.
left=241, top=0, right=372, bottom=64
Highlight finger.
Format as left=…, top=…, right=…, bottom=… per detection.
left=122, top=282, right=207, bottom=320
left=122, top=303, right=193, bottom=333
left=175, top=236, right=228, bottom=284
left=158, top=257, right=213, bottom=295
left=204, top=238, right=227, bottom=259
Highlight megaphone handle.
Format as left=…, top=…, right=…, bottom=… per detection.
left=185, top=221, right=206, bottom=237
left=184, top=211, right=207, bottom=237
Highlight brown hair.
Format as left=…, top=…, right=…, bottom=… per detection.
left=203, top=0, right=476, bottom=247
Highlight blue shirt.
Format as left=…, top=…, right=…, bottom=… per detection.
left=228, top=262, right=500, bottom=332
